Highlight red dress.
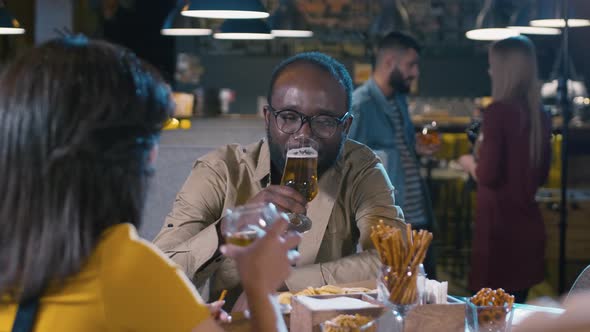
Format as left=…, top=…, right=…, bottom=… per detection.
left=468, top=101, right=551, bottom=292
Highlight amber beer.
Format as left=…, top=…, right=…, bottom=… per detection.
left=418, top=122, right=441, bottom=149
left=280, top=147, right=319, bottom=202
left=225, top=230, right=258, bottom=247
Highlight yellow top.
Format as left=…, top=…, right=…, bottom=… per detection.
left=0, top=223, right=210, bottom=332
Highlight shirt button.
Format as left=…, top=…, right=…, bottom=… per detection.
left=242, top=148, right=247, bottom=153
left=167, top=223, right=174, bottom=227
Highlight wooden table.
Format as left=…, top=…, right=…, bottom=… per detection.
left=223, top=304, right=464, bottom=332
left=222, top=312, right=285, bottom=332
left=222, top=302, right=564, bottom=332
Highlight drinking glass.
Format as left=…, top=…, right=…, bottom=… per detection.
left=375, top=265, right=419, bottom=332
left=465, top=301, right=514, bottom=332
left=417, top=121, right=441, bottom=153
left=221, top=202, right=280, bottom=246
left=221, top=201, right=300, bottom=266
left=280, top=137, right=319, bottom=233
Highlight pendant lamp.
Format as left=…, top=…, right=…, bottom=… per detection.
left=268, top=0, right=312, bottom=38
left=466, top=0, right=519, bottom=41
left=0, top=1, right=24, bottom=35
left=213, top=19, right=274, bottom=40
left=161, top=1, right=211, bottom=36
left=182, top=0, right=269, bottom=20
left=530, top=0, right=590, bottom=28
left=507, top=1, right=561, bottom=35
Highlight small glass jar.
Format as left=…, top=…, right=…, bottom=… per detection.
left=465, top=301, right=514, bottom=332
left=376, top=265, right=420, bottom=332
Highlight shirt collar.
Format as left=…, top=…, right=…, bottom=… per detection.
left=254, top=138, right=271, bottom=183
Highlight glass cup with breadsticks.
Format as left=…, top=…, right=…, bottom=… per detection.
left=370, top=221, right=433, bottom=331
left=465, top=288, right=515, bottom=332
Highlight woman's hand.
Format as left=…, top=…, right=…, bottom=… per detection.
left=206, top=300, right=231, bottom=323
left=458, top=154, right=478, bottom=180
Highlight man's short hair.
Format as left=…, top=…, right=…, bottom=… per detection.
left=267, top=52, right=353, bottom=113
left=376, top=31, right=421, bottom=64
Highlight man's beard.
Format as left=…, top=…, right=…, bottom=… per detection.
left=388, top=67, right=412, bottom=94
left=266, top=127, right=346, bottom=181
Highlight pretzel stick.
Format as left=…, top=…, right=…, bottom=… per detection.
left=370, top=221, right=433, bottom=304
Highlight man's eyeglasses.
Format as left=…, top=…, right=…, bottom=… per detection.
left=268, top=105, right=351, bottom=139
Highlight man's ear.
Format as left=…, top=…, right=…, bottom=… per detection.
left=263, top=105, right=271, bottom=127
left=342, top=114, right=354, bottom=135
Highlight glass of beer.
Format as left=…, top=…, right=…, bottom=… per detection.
left=280, top=137, right=319, bottom=233
left=222, top=202, right=280, bottom=246
left=418, top=121, right=441, bottom=151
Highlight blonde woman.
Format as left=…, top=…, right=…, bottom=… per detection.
left=459, top=36, right=551, bottom=303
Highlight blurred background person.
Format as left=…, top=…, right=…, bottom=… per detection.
left=349, top=31, right=437, bottom=278
left=458, top=35, right=552, bottom=303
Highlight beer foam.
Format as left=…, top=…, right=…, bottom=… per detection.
left=286, top=147, right=318, bottom=158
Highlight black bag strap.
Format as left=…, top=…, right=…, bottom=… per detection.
left=11, top=298, right=40, bottom=332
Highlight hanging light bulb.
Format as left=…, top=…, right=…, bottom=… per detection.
left=213, top=19, right=274, bottom=40
left=182, top=0, right=269, bottom=20
left=0, top=1, right=25, bottom=35
left=466, top=0, right=520, bottom=41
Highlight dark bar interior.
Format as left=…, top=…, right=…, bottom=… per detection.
left=1, top=1, right=590, bottom=331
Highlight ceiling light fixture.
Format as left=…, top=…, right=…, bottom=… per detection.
left=161, top=1, right=211, bottom=36
left=268, top=0, right=313, bottom=38
left=0, top=1, right=24, bottom=35
left=506, top=1, right=561, bottom=35
left=530, top=0, right=590, bottom=28
left=507, top=26, right=560, bottom=35
left=466, top=0, right=520, bottom=41
left=213, top=19, right=274, bottom=40
left=182, top=0, right=269, bottom=20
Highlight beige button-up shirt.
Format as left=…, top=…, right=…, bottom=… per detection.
left=153, top=138, right=404, bottom=302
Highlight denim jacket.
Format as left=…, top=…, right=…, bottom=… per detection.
left=349, top=78, right=434, bottom=227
